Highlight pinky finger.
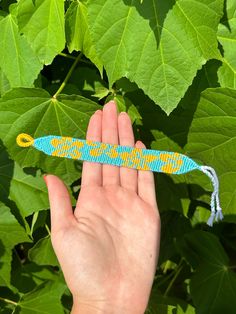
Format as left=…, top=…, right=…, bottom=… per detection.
left=136, top=141, right=158, bottom=209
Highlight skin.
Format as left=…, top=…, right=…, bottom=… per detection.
left=44, top=100, right=161, bottom=314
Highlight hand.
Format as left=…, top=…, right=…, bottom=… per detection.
left=44, top=101, right=161, bottom=314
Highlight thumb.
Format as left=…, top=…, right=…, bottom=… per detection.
left=44, top=174, right=74, bottom=233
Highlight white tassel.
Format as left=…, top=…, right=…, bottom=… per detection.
left=200, top=166, right=223, bottom=226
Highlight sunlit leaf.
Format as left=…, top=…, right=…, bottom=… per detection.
left=87, top=0, right=223, bottom=113
left=217, top=0, right=236, bottom=88
left=0, top=11, right=42, bottom=87
left=186, top=88, right=236, bottom=216
left=17, top=0, right=65, bottom=65
left=65, top=1, right=103, bottom=74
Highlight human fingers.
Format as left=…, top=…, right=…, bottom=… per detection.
left=80, top=110, right=103, bottom=188
left=44, top=174, right=75, bottom=233
left=135, top=141, right=158, bottom=209
left=102, top=100, right=120, bottom=186
left=118, top=112, right=137, bottom=192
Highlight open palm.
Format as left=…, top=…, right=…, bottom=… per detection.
left=45, top=101, right=161, bottom=314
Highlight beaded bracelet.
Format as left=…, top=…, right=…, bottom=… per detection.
left=16, top=133, right=223, bottom=226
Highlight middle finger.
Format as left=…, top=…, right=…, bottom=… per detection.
left=102, top=100, right=120, bottom=186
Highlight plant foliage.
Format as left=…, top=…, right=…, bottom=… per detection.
left=0, top=0, right=235, bottom=313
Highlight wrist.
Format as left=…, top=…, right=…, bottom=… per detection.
left=71, top=303, right=146, bottom=314
left=71, top=292, right=149, bottom=314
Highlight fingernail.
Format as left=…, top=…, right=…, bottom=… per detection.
left=136, top=140, right=145, bottom=147
left=120, top=111, right=127, bottom=115
left=95, top=109, right=102, bottom=114
left=104, top=100, right=116, bottom=109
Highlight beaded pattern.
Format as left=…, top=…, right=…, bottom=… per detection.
left=32, top=135, right=200, bottom=174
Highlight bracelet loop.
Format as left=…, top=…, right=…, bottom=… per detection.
left=16, top=133, right=34, bottom=147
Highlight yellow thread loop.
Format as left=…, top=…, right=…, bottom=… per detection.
left=16, top=133, right=34, bottom=147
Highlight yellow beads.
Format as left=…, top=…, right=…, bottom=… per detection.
left=16, top=133, right=34, bottom=147
left=51, top=137, right=84, bottom=159
left=160, top=153, right=183, bottom=173
left=120, top=148, right=159, bottom=171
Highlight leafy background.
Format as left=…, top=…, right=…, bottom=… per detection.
left=0, top=0, right=235, bottom=313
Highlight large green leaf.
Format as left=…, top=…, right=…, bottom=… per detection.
left=0, top=68, right=10, bottom=96
left=8, top=164, right=49, bottom=217
left=0, top=10, right=42, bottom=87
left=0, top=202, right=30, bottom=286
left=11, top=252, right=61, bottom=294
left=87, top=0, right=223, bottom=113
left=9, top=163, right=49, bottom=217
left=217, top=0, right=236, bottom=88
left=65, top=1, right=103, bottom=74
left=178, top=231, right=236, bottom=314
left=17, top=0, right=65, bottom=65
left=185, top=88, right=236, bottom=216
left=0, top=88, right=101, bottom=184
left=16, top=280, right=66, bottom=313
left=0, top=141, right=49, bottom=217
left=28, top=236, right=59, bottom=267
left=140, top=61, right=222, bottom=222
left=192, top=264, right=236, bottom=314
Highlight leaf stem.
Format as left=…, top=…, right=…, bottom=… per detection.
left=163, top=259, right=184, bottom=297
left=155, top=270, right=176, bottom=289
left=45, top=224, right=51, bottom=236
left=59, top=52, right=77, bottom=60
left=0, top=296, right=17, bottom=306
left=53, top=52, right=83, bottom=98
left=59, top=52, right=92, bottom=65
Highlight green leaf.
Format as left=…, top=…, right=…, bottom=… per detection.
left=17, top=0, right=65, bottom=65
left=87, top=0, right=223, bottom=113
left=28, top=236, right=59, bottom=267
left=217, top=0, right=236, bottom=88
left=65, top=1, right=103, bottom=74
left=113, top=94, right=142, bottom=124
left=191, top=265, right=236, bottom=314
left=159, top=211, right=192, bottom=265
left=175, top=304, right=195, bottom=314
left=147, top=289, right=192, bottom=314
left=177, top=230, right=228, bottom=268
left=0, top=68, right=10, bottom=96
left=69, top=66, right=108, bottom=101
left=140, top=62, right=222, bottom=222
left=185, top=88, right=236, bottom=216
left=0, top=142, right=49, bottom=217
left=178, top=231, right=236, bottom=314
left=0, top=202, right=30, bottom=286
left=11, top=254, right=61, bottom=293
left=0, top=13, right=42, bottom=87
left=7, top=163, right=49, bottom=217
left=115, top=77, right=139, bottom=94
left=0, top=88, right=101, bottom=185
left=16, top=280, right=66, bottom=313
